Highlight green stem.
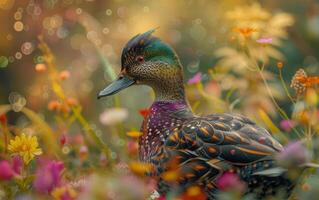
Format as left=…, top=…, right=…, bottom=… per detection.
left=114, top=95, right=121, bottom=107
left=95, top=46, right=117, bottom=80
left=243, top=46, right=303, bottom=138
left=39, top=38, right=114, bottom=166
left=279, top=69, right=296, bottom=104
left=2, top=123, right=8, bottom=154
left=258, top=67, right=302, bottom=138
left=71, top=106, right=114, bottom=167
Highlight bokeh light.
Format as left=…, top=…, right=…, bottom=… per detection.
left=13, top=21, right=24, bottom=32
left=0, top=0, right=15, bottom=10
left=21, top=42, right=34, bottom=55
left=8, top=92, right=27, bottom=112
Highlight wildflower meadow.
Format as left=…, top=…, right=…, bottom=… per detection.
left=1, top=0, right=319, bottom=199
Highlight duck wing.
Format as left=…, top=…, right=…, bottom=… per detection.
left=154, top=113, right=285, bottom=195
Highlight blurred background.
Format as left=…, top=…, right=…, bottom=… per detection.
left=1, top=0, right=319, bottom=199
left=1, top=0, right=319, bottom=148
left=1, top=0, right=319, bottom=118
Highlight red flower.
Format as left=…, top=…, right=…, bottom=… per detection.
left=158, top=195, right=166, bottom=200
left=139, top=108, right=150, bottom=118
left=60, top=134, right=67, bottom=146
left=0, top=114, right=7, bottom=125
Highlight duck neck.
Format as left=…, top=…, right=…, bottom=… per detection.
left=139, top=66, right=194, bottom=162
left=152, top=69, right=187, bottom=102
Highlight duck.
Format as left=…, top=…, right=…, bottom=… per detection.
left=97, top=29, right=293, bottom=199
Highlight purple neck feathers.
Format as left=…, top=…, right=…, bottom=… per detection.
left=139, top=101, right=192, bottom=162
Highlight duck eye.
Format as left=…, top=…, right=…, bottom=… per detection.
left=136, top=55, right=144, bottom=63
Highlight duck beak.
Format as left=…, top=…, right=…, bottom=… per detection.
left=97, top=75, right=135, bottom=99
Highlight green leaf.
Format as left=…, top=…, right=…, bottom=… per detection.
left=0, top=56, right=9, bottom=68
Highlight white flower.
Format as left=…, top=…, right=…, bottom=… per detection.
left=99, top=107, right=128, bottom=125
left=149, top=190, right=160, bottom=200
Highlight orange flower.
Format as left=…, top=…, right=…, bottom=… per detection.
left=277, top=62, right=284, bottom=69
left=59, top=70, right=70, bottom=80
left=59, top=104, right=70, bottom=113
left=35, top=63, right=47, bottom=72
left=66, top=97, right=78, bottom=107
left=296, top=110, right=310, bottom=125
left=180, top=186, right=207, bottom=200
left=305, top=89, right=318, bottom=106
left=48, top=100, right=71, bottom=114
left=291, top=69, right=319, bottom=95
left=233, top=27, right=257, bottom=37
left=48, top=100, right=61, bottom=111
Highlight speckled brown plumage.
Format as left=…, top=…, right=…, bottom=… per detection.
left=152, top=113, right=292, bottom=198
left=140, top=103, right=293, bottom=198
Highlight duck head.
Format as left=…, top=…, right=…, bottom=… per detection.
left=98, top=29, right=186, bottom=101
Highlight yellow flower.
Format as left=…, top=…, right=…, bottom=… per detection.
left=51, top=186, right=77, bottom=200
left=8, top=133, right=42, bottom=164
left=129, top=161, right=154, bottom=175
left=126, top=131, right=143, bottom=138
left=161, top=169, right=179, bottom=181
left=186, top=186, right=202, bottom=197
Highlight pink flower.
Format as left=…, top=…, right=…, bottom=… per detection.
left=127, top=140, right=138, bottom=155
left=33, top=159, right=64, bottom=193
left=280, top=120, right=296, bottom=132
left=277, top=141, right=309, bottom=167
left=12, top=155, right=23, bottom=175
left=0, top=160, right=14, bottom=180
left=187, top=72, right=202, bottom=85
left=79, top=145, right=89, bottom=160
left=99, top=153, right=108, bottom=167
left=256, top=37, right=273, bottom=44
left=216, top=172, right=245, bottom=192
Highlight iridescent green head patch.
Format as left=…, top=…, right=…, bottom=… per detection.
left=121, top=29, right=178, bottom=69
